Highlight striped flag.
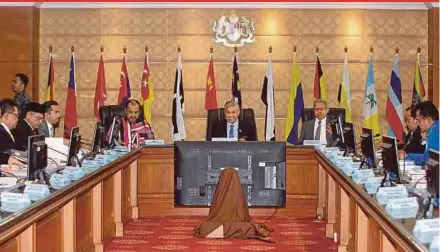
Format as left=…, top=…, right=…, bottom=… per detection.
left=337, top=51, right=352, bottom=123
left=411, top=51, right=426, bottom=106
left=284, top=50, right=304, bottom=144
left=261, top=50, right=275, bottom=141
left=44, top=52, right=55, bottom=101
left=171, top=52, right=186, bottom=141
left=64, top=52, right=78, bottom=138
left=231, top=53, right=242, bottom=108
left=118, top=53, right=131, bottom=105
left=386, top=53, right=405, bottom=144
left=141, top=51, right=155, bottom=124
left=93, top=52, right=107, bottom=120
left=362, top=54, right=381, bottom=140
left=313, top=54, right=327, bottom=101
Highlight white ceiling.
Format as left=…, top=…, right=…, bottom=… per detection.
left=0, top=2, right=438, bottom=9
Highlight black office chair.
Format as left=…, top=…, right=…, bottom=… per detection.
left=99, top=105, right=126, bottom=135
left=206, top=108, right=257, bottom=141
left=301, top=108, right=346, bottom=123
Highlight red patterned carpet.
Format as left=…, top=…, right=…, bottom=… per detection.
left=105, top=216, right=337, bottom=251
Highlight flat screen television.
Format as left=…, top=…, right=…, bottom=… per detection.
left=381, top=135, right=401, bottom=184
left=360, top=127, right=377, bottom=168
left=425, top=149, right=439, bottom=199
left=67, top=127, right=81, bottom=166
left=174, top=142, right=286, bottom=207
left=343, top=122, right=356, bottom=155
left=27, top=134, right=47, bottom=181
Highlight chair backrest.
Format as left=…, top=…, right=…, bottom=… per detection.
left=99, top=105, right=126, bottom=135
left=206, top=108, right=257, bottom=141
left=301, top=108, right=346, bottom=123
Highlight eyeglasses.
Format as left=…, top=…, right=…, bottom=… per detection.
left=7, top=112, right=19, bottom=119
left=30, top=113, right=44, bottom=121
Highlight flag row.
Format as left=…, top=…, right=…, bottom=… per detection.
left=45, top=46, right=426, bottom=143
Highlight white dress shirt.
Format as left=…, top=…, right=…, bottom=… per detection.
left=46, top=120, right=54, bottom=137
left=226, top=120, right=239, bottom=138
left=313, top=117, right=327, bottom=145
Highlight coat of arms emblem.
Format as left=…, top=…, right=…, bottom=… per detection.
left=213, top=14, right=255, bottom=47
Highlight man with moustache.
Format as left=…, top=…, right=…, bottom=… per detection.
left=0, top=99, right=25, bottom=167
left=12, top=102, right=44, bottom=151
left=299, top=99, right=336, bottom=147
left=39, top=100, right=61, bottom=138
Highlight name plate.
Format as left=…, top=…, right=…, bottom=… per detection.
left=143, top=139, right=165, bottom=145
left=1, top=192, right=31, bottom=213
left=95, top=154, right=113, bottom=165
left=430, top=235, right=440, bottom=252
left=399, top=160, right=415, bottom=166
left=352, top=169, right=375, bottom=184
left=113, top=145, right=128, bottom=151
left=402, top=165, right=423, bottom=171
left=63, top=167, right=85, bottom=181
left=365, top=176, right=384, bottom=194
left=303, top=140, right=322, bottom=146
left=23, top=184, right=50, bottom=201
left=81, top=161, right=100, bottom=174
left=376, top=186, right=408, bottom=205
left=49, top=173, right=71, bottom=189
left=385, top=197, right=419, bottom=219
left=335, top=158, right=354, bottom=169
left=413, top=218, right=440, bottom=244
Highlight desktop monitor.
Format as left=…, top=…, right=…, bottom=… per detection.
left=91, top=122, right=104, bottom=154
left=67, top=127, right=81, bottom=166
left=27, top=135, right=47, bottom=181
left=381, top=136, right=401, bottom=184
left=360, top=127, right=377, bottom=168
left=343, top=122, right=356, bottom=155
left=107, top=117, right=121, bottom=148
left=174, top=142, right=286, bottom=207
left=329, top=116, right=344, bottom=145
left=425, top=150, right=439, bottom=199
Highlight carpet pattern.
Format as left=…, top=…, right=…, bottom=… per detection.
left=105, top=216, right=337, bottom=251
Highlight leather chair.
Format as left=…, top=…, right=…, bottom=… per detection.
left=206, top=108, right=257, bottom=141
left=99, top=105, right=126, bottom=135
left=301, top=108, right=346, bottom=124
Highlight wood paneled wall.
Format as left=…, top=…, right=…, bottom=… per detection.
left=428, top=7, right=439, bottom=107
left=0, top=7, right=39, bottom=100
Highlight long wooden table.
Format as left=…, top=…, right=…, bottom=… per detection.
left=0, top=145, right=429, bottom=251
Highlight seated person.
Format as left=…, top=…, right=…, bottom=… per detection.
left=12, top=102, right=44, bottom=151
left=403, top=101, right=439, bottom=165
left=39, top=100, right=61, bottom=138
left=0, top=99, right=24, bottom=167
left=210, top=100, right=256, bottom=141
left=107, top=99, right=154, bottom=148
left=299, top=99, right=336, bottom=147
left=402, top=106, right=425, bottom=153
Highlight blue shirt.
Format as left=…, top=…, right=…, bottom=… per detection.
left=226, top=120, right=239, bottom=138
left=406, top=119, right=439, bottom=165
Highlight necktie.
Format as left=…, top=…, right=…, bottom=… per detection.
left=315, top=120, right=322, bottom=140
left=51, top=127, right=55, bottom=137
left=34, top=128, right=39, bottom=135
left=229, top=125, right=235, bottom=138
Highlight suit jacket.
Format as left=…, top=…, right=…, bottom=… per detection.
left=404, top=127, right=425, bottom=154
left=12, top=119, right=35, bottom=151
left=0, top=124, right=16, bottom=165
left=38, top=120, right=55, bottom=138
left=299, top=118, right=336, bottom=147
left=211, top=119, right=257, bottom=141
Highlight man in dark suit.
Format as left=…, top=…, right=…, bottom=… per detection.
left=39, top=100, right=61, bottom=138
left=210, top=100, right=257, bottom=141
left=11, top=73, right=31, bottom=118
left=0, top=99, right=24, bottom=167
left=299, top=99, right=336, bottom=147
left=12, top=102, right=44, bottom=151
left=402, top=106, right=425, bottom=153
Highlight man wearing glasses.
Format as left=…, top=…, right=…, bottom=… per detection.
left=0, top=99, right=24, bottom=167
left=402, top=101, right=439, bottom=165
left=12, top=102, right=45, bottom=151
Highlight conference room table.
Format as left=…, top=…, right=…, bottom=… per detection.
left=0, top=144, right=434, bottom=252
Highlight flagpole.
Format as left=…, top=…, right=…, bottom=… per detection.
left=71, top=45, right=76, bottom=96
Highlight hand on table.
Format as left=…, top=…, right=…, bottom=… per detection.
left=8, top=156, right=24, bottom=168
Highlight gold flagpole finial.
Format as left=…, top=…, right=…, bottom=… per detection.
left=293, top=46, right=297, bottom=53
left=395, top=47, right=399, bottom=54
left=177, top=45, right=181, bottom=53
left=145, top=46, right=149, bottom=53
left=417, top=46, right=421, bottom=54
left=49, top=44, right=53, bottom=53
left=123, top=46, right=127, bottom=54
left=71, top=46, right=75, bottom=53
left=234, top=46, right=238, bottom=53
left=370, top=46, right=374, bottom=53
left=210, top=46, right=214, bottom=54
left=269, top=45, right=272, bottom=53
left=100, top=45, right=104, bottom=53
left=344, top=46, right=348, bottom=53
left=315, top=46, right=319, bottom=54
